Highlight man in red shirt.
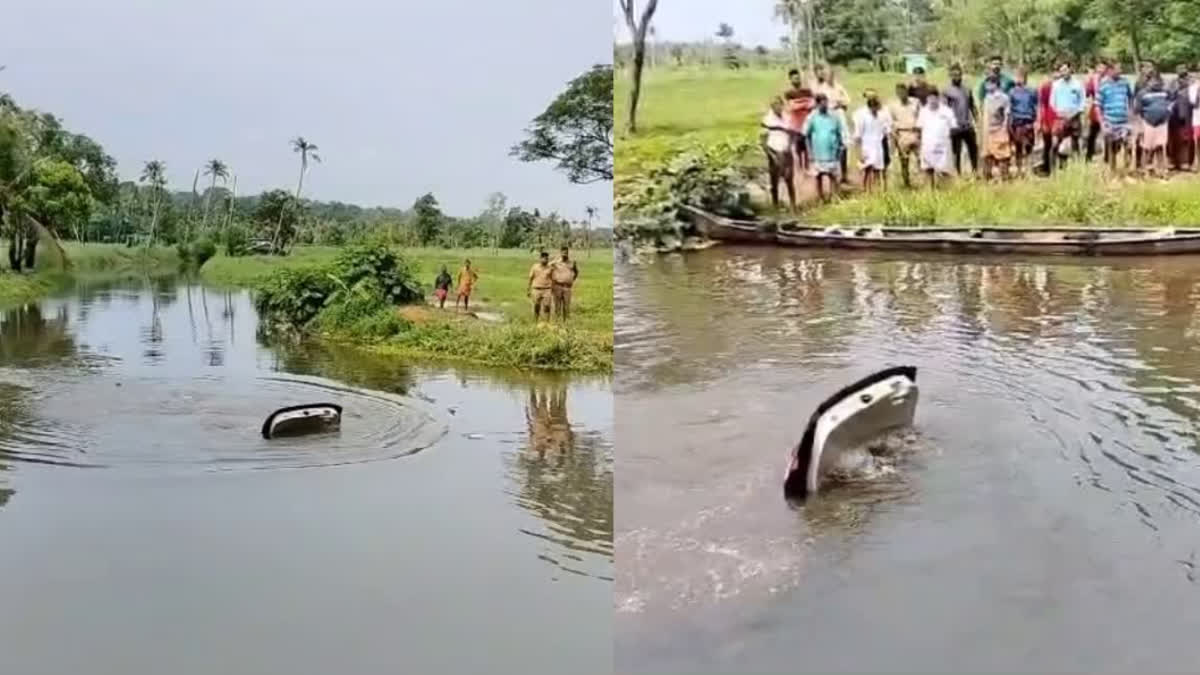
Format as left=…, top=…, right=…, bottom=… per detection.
left=1038, top=76, right=1057, bottom=175
left=783, top=68, right=815, bottom=173
left=1084, top=58, right=1106, bottom=161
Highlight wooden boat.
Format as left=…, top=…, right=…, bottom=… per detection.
left=683, top=205, right=1200, bottom=256
left=261, top=403, right=343, bottom=439
left=784, top=366, right=919, bottom=500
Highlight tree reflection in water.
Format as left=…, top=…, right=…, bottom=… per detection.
left=0, top=303, right=78, bottom=368
left=511, top=378, right=613, bottom=580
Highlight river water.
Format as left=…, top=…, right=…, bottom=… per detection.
left=0, top=277, right=612, bottom=674
left=615, top=248, right=1200, bottom=673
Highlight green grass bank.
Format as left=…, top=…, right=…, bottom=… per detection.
left=616, top=66, right=1200, bottom=227
left=0, top=242, right=179, bottom=308
left=204, top=246, right=614, bottom=373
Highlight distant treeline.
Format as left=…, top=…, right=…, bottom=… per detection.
left=0, top=88, right=608, bottom=273
left=616, top=0, right=1200, bottom=74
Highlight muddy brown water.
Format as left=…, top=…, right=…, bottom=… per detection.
left=0, top=277, right=611, bottom=674
left=615, top=247, right=1200, bottom=673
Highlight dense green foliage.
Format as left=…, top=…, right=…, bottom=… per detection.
left=615, top=140, right=755, bottom=224
left=617, top=0, right=1200, bottom=72
left=254, top=244, right=423, bottom=330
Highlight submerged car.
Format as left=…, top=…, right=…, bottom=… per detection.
left=783, top=366, right=919, bottom=500
left=261, top=403, right=343, bottom=439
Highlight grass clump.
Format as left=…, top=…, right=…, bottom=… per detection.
left=807, top=164, right=1200, bottom=227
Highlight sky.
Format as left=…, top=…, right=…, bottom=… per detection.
left=4, top=0, right=611, bottom=221
left=613, top=0, right=784, bottom=49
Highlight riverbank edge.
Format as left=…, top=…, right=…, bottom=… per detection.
left=200, top=252, right=613, bottom=374
left=0, top=244, right=180, bottom=309
left=314, top=327, right=613, bottom=375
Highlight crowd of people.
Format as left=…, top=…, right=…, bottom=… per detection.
left=433, top=248, right=580, bottom=322
left=760, top=58, right=1200, bottom=209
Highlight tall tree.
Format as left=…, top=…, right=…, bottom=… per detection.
left=511, top=64, right=613, bottom=183
left=411, top=193, right=444, bottom=245
left=202, top=158, right=228, bottom=232
left=619, top=0, right=660, bottom=134
left=140, top=160, right=166, bottom=246
left=482, top=191, right=508, bottom=252
left=272, top=136, right=320, bottom=254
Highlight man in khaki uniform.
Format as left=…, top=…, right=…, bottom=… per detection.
left=550, top=245, right=579, bottom=321
left=527, top=250, right=554, bottom=322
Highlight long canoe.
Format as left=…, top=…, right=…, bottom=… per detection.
left=682, top=205, right=1200, bottom=256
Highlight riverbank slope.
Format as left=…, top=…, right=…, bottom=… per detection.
left=0, top=242, right=179, bottom=308
left=202, top=246, right=613, bottom=373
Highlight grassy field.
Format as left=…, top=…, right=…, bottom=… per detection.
left=616, top=66, right=1200, bottom=226
left=0, top=242, right=178, bottom=308
left=203, top=246, right=614, bottom=372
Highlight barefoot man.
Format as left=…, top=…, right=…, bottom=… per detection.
left=886, top=82, right=921, bottom=187
left=527, top=250, right=554, bottom=322
left=455, top=258, right=479, bottom=312
left=802, top=94, right=844, bottom=202
left=434, top=265, right=453, bottom=309
left=852, top=89, right=891, bottom=191
left=551, top=245, right=579, bottom=321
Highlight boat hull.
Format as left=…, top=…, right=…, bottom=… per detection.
left=684, top=205, right=1200, bottom=256
left=262, top=403, right=343, bottom=439
left=785, top=367, right=919, bottom=499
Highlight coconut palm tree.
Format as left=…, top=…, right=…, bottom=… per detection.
left=140, top=160, right=166, bottom=246
left=202, top=158, right=228, bottom=232
left=584, top=205, right=597, bottom=256
left=272, top=136, right=320, bottom=253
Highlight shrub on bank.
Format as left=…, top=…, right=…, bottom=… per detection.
left=254, top=244, right=423, bottom=331
left=176, top=238, right=217, bottom=268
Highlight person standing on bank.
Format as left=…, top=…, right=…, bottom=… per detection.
left=944, top=63, right=979, bottom=176
left=455, top=258, right=479, bottom=313
left=762, top=96, right=799, bottom=211
left=917, top=93, right=957, bottom=188
left=802, top=93, right=844, bottom=202
left=852, top=89, right=892, bottom=192
left=976, top=55, right=1016, bottom=102
left=1008, top=69, right=1039, bottom=175
left=1084, top=58, right=1108, bottom=162
left=1136, top=70, right=1171, bottom=178
left=434, top=265, right=453, bottom=310
left=887, top=82, right=922, bottom=188
left=811, top=65, right=851, bottom=184
left=1050, top=61, right=1086, bottom=168
left=550, top=245, right=579, bottom=322
left=1097, top=61, right=1134, bottom=173
left=1167, top=66, right=1194, bottom=171
left=527, top=250, right=554, bottom=322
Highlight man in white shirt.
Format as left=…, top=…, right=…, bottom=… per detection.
left=761, top=97, right=797, bottom=211
left=917, top=93, right=957, bottom=188
left=852, top=89, right=892, bottom=191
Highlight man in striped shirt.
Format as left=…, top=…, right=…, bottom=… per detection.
left=1097, top=61, right=1134, bottom=172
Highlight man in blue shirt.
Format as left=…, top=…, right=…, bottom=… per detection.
left=1050, top=61, right=1086, bottom=167
left=1136, top=70, right=1171, bottom=177
left=1096, top=61, right=1133, bottom=172
left=802, top=94, right=843, bottom=202
left=1007, top=68, right=1038, bottom=175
